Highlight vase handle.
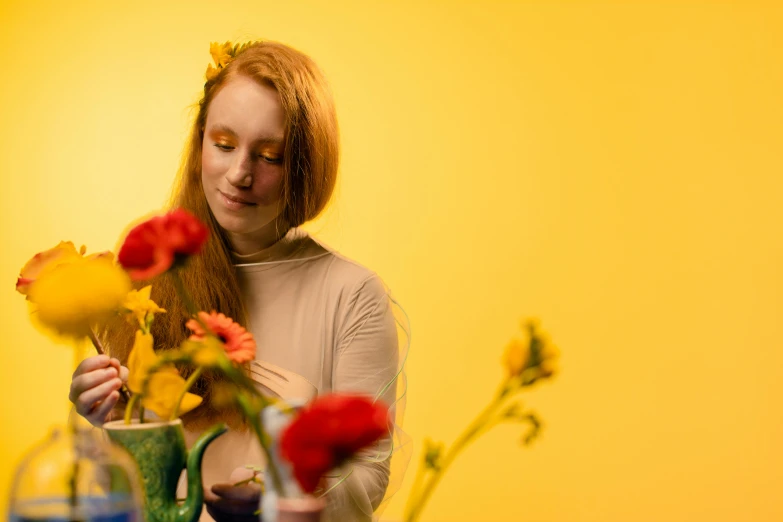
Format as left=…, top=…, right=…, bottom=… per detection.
left=178, top=422, right=228, bottom=522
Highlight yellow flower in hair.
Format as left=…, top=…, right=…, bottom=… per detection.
left=210, top=41, right=233, bottom=68
left=205, top=41, right=255, bottom=81
left=205, top=64, right=220, bottom=82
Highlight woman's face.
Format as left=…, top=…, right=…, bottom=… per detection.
left=201, top=75, right=286, bottom=243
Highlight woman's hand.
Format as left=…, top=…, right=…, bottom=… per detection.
left=69, top=354, right=128, bottom=426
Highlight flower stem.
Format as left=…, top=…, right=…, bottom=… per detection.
left=171, top=366, right=203, bottom=420
left=403, top=380, right=515, bottom=522
left=232, top=472, right=262, bottom=487
left=67, top=406, right=80, bottom=515
left=170, top=269, right=196, bottom=315
left=405, top=450, right=430, bottom=511
left=68, top=461, right=79, bottom=515
left=170, top=269, right=213, bottom=334
left=237, top=394, right=286, bottom=498
left=124, top=394, right=139, bottom=425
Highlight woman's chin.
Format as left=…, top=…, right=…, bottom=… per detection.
left=213, top=213, right=281, bottom=237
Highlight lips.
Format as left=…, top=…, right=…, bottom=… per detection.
left=218, top=190, right=257, bottom=210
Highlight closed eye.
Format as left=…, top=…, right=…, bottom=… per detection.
left=214, top=144, right=281, bottom=164
left=259, top=154, right=282, bottom=164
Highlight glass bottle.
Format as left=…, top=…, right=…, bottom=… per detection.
left=8, top=419, right=144, bottom=522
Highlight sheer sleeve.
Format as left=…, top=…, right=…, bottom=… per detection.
left=324, top=274, right=412, bottom=522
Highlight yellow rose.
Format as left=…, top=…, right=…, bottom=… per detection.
left=27, top=257, right=131, bottom=337
left=16, top=241, right=112, bottom=295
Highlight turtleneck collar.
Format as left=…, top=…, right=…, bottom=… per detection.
left=229, top=227, right=311, bottom=264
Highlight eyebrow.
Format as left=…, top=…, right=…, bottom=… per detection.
left=208, top=124, right=284, bottom=146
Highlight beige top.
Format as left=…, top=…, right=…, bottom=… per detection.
left=177, top=228, right=407, bottom=522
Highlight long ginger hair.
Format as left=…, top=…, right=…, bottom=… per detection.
left=102, top=41, right=339, bottom=428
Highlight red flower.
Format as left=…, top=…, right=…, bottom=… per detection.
left=279, top=394, right=391, bottom=493
left=118, top=209, right=208, bottom=280
left=186, top=311, right=256, bottom=364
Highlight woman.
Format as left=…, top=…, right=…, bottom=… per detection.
left=68, top=40, right=410, bottom=522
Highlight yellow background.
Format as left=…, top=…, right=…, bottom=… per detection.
left=1, top=1, right=781, bottom=521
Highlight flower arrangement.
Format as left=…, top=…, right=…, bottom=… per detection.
left=16, top=208, right=559, bottom=521
left=14, top=208, right=314, bottom=522
left=113, top=209, right=259, bottom=424
left=14, top=210, right=290, bottom=488
left=14, top=209, right=253, bottom=425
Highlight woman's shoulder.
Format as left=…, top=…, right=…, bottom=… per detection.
left=233, top=228, right=390, bottom=301
left=306, top=235, right=388, bottom=299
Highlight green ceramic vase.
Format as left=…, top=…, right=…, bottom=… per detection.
left=103, top=419, right=227, bottom=522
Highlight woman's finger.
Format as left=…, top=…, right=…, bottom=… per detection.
left=118, top=365, right=129, bottom=383
left=72, top=355, right=110, bottom=379
left=88, top=390, right=120, bottom=426
left=74, top=377, right=122, bottom=416
left=69, top=366, right=118, bottom=403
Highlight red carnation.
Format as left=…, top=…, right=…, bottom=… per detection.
left=279, top=394, right=391, bottom=493
left=118, top=209, right=208, bottom=281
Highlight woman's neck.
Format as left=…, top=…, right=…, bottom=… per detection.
left=226, top=217, right=291, bottom=255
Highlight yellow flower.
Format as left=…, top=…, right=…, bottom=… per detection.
left=503, top=338, right=530, bottom=378
left=27, top=257, right=131, bottom=337
left=127, top=331, right=202, bottom=418
left=209, top=41, right=233, bottom=68
left=205, top=41, right=254, bottom=81
left=502, top=319, right=559, bottom=383
left=122, top=285, right=165, bottom=332
left=180, top=336, right=233, bottom=369
left=536, top=340, right=559, bottom=379
left=16, top=241, right=113, bottom=296
left=141, top=368, right=203, bottom=419
left=127, top=330, right=158, bottom=394
left=527, top=320, right=558, bottom=380
left=205, top=63, right=220, bottom=81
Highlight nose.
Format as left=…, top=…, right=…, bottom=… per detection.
left=225, top=150, right=253, bottom=188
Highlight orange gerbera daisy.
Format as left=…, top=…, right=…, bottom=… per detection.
left=186, top=311, right=256, bottom=364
